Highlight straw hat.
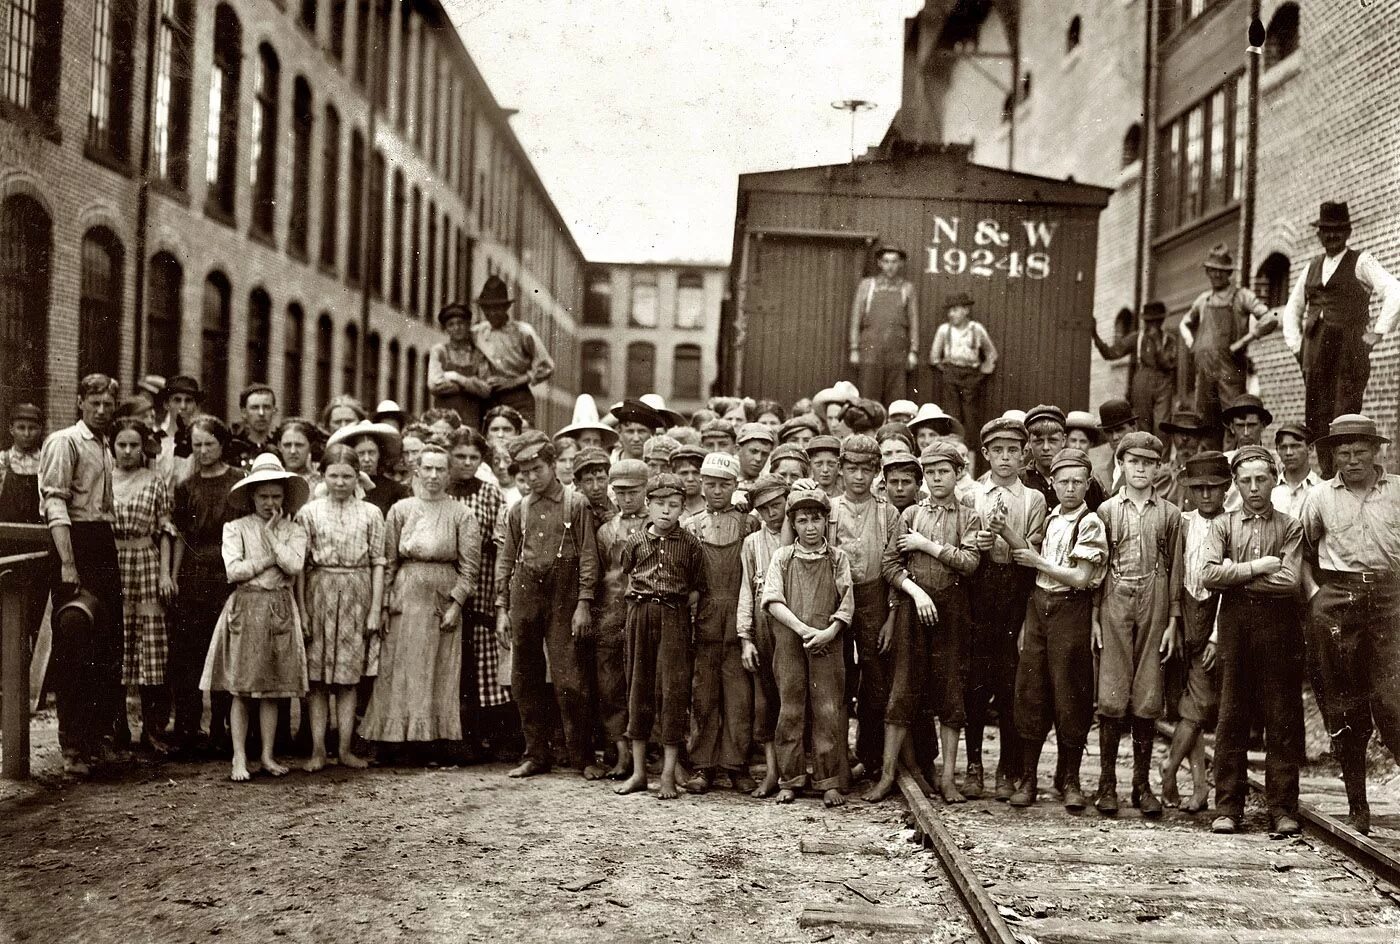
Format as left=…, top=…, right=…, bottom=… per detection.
left=327, top=419, right=402, bottom=455
left=555, top=394, right=618, bottom=447
left=812, top=381, right=861, bottom=414
left=229, top=453, right=310, bottom=516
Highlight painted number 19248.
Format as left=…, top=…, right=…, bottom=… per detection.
left=925, top=248, right=1051, bottom=280
left=922, top=217, right=1056, bottom=280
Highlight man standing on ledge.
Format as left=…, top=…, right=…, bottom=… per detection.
left=1280, top=201, right=1400, bottom=471
left=472, top=275, right=555, bottom=427
left=1179, top=244, right=1275, bottom=431
left=849, top=245, right=919, bottom=404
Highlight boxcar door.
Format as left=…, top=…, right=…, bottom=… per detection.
left=742, top=233, right=868, bottom=406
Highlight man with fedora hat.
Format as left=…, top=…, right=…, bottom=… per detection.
left=930, top=292, right=998, bottom=445
left=1092, top=301, right=1178, bottom=440
left=849, top=245, right=920, bottom=404
left=1281, top=201, right=1400, bottom=452
left=1095, top=398, right=1140, bottom=495
left=1298, top=413, right=1400, bottom=834
left=1180, top=244, right=1276, bottom=429
left=470, top=275, right=555, bottom=427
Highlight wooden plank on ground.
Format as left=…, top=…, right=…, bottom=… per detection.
left=1024, top=920, right=1400, bottom=944
left=799, top=838, right=888, bottom=857
left=797, top=902, right=929, bottom=932
left=992, top=879, right=1387, bottom=911
left=1008, top=846, right=1328, bottom=871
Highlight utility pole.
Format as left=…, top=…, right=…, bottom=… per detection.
left=831, top=99, right=877, bottom=163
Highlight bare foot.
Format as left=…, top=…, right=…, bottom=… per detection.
left=262, top=757, right=289, bottom=777
left=508, top=760, right=548, bottom=778
left=614, top=772, right=649, bottom=795
left=775, top=788, right=798, bottom=804
left=582, top=764, right=609, bottom=781
left=304, top=750, right=327, bottom=773
left=940, top=773, right=966, bottom=804
left=1182, top=785, right=1210, bottom=813
left=823, top=789, right=847, bottom=808
left=1160, top=761, right=1181, bottom=808
left=751, top=773, right=779, bottom=799
left=339, top=750, right=369, bottom=770
left=230, top=760, right=251, bottom=782
left=657, top=771, right=680, bottom=800
left=606, top=760, right=632, bottom=781
left=862, top=776, right=897, bottom=803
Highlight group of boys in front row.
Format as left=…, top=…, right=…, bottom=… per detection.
left=494, top=393, right=1400, bottom=837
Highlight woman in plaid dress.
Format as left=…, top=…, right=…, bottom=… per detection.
left=111, top=420, right=177, bottom=753
left=447, top=427, right=513, bottom=760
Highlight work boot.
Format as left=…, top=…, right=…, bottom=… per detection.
left=1095, top=719, right=1121, bottom=816
left=963, top=763, right=984, bottom=800
left=1340, top=742, right=1372, bottom=834
left=1131, top=717, right=1162, bottom=818
left=1061, top=745, right=1086, bottom=811
left=1009, top=739, right=1043, bottom=807
left=1049, top=752, right=1068, bottom=800
left=994, top=768, right=1015, bottom=801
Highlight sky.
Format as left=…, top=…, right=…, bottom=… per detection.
left=445, top=0, right=923, bottom=264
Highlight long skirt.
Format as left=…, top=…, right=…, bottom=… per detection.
left=359, top=560, right=463, bottom=742
left=200, top=586, right=308, bottom=698
left=304, top=566, right=372, bottom=685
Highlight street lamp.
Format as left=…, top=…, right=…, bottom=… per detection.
left=831, top=99, right=877, bottom=163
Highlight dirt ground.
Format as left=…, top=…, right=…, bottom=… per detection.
left=0, top=741, right=978, bottom=944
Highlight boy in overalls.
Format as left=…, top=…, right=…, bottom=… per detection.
left=738, top=474, right=790, bottom=798
left=1179, top=244, right=1274, bottom=430
left=849, top=245, right=919, bottom=404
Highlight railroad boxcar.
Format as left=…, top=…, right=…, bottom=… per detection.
left=719, top=146, right=1112, bottom=413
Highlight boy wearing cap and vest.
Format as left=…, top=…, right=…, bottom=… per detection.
left=763, top=487, right=855, bottom=807
left=1006, top=447, right=1108, bottom=810
left=869, top=442, right=981, bottom=803
left=1298, top=414, right=1400, bottom=835
left=670, top=444, right=708, bottom=517
left=1158, top=411, right=1214, bottom=510
left=1180, top=244, right=1276, bottom=431
left=1160, top=451, right=1230, bottom=814
left=806, top=436, right=843, bottom=498
left=682, top=451, right=760, bottom=794
left=1093, top=430, right=1182, bottom=817
left=930, top=293, right=998, bottom=447
left=1023, top=405, right=1107, bottom=513
left=495, top=431, right=600, bottom=779
left=1271, top=424, right=1320, bottom=519
left=828, top=434, right=904, bottom=780
left=1201, top=446, right=1305, bottom=835
left=849, top=245, right=920, bottom=405
left=964, top=417, right=1047, bottom=800
left=614, top=474, right=707, bottom=800
left=738, top=474, right=791, bottom=798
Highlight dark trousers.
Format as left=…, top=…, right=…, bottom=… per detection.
left=458, top=614, right=482, bottom=748
left=851, top=579, right=891, bottom=771
left=488, top=385, right=538, bottom=429
left=1306, top=576, right=1400, bottom=769
left=752, top=615, right=780, bottom=744
left=508, top=559, right=588, bottom=769
left=1303, top=324, right=1370, bottom=474
left=1014, top=588, right=1094, bottom=751
left=857, top=357, right=908, bottom=406
left=49, top=522, right=124, bottom=755
left=939, top=365, right=987, bottom=449
left=967, top=560, right=1034, bottom=777
left=624, top=599, right=693, bottom=745
left=1215, top=592, right=1305, bottom=820
left=689, top=637, right=752, bottom=770
left=773, top=621, right=848, bottom=791
left=170, top=555, right=232, bottom=744
left=578, top=635, right=628, bottom=745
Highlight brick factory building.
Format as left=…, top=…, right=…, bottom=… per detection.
left=891, top=0, right=1399, bottom=449
left=0, top=0, right=585, bottom=430
left=577, top=262, right=728, bottom=415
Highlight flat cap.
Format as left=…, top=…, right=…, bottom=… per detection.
left=840, top=434, right=881, bottom=461
left=609, top=458, right=650, bottom=487
left=1230, top=444, right=1278, bottom=472
left=1182, top=451, right=1231, bottom=486
left=1024, top=405, right=1067, bottom=431
left=981, top=416, right=1028, bottom=446
left=786, top=487, right=831, bottom=516
left=777, top=414, right=821, bottom=443
left=646, top=472, right=685, bottom=499
left=882, top=451, right=922, bottom=475
left=572, top=447, right=612, bottom=476
left=919, top=440, right=966, bottom=471
left=1273, top=422, right=1311, bottom=444
left=805, top=435, right=842, bottom=456
left=737, top=422, right=777, bottom=446
left=700, top=451, right=741, bottom=481
left=699, top=418, right=737, bottom=440
left=669, top=444, right=708, bottom=468
left=9, top=403, right=41, bottom=423
left=1115, top=430, right=1165, bottom=461
left=767, top=443, right=810, bottom=469
left=507, top=429, right=554, bottom=464
left=747, top=473, right=789, bottom=510
left=1049, top=447, right=1093, bottom=475
left=642, top=434, right=680, bottom=461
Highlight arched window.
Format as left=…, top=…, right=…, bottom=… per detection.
left=425, top=199, right=437, bottom=319
left=0, top=0, right=62, bottom=123
left=1265, top=3, right=1300, bottom=70
left=319, top=105, right=341, bottom=268
left=673, top=344, right=702, bottom=401
left=342, top=322, right=359, bottom=396
left=408, top=186, right=421, bottom=316
left=205, top=4, right=242, bottom=220
left=328, top=0, right=346, bottom=62
left=79, top=228, right=124, bottom=380
left=201, top=271, right=232, bottom=413
left=152, top=0, right=194, bottom=188
left=365, top=331, right=381, bottom=401
left=1114, top=306, right=1135, bottom=339
left=284, top=303, right=304, bottom=416
left=404, top=345, right=419, bottom=414
left=581, top=340, right=610, bottom=397
left=346, top=128, right=365, bottom=283
left=1122, top=123, right=1143, bottom=167
left=0, top=195, right=52, bottom=421
left=367, top=149, right=385, bottom=296
left=1254, top=252, right=1291, bottom=308
left=1065, top=15, right=1081, bottom=53
left=630, top=271, right=658, bottom=327
left=288, top=77, right=313, bottom=257
left=389, top=168, right=405, bottom=307
left=353, top=0, right=369, bottom=86
left=246, top=287, right=271, bottom=384
left=624, top=341, right=654, bottom=398
left=147, top=251, right=183, bottom=377
left=676, top=271, right=705, bottom=329
left=387, top=338, right=401, bottom=402
left=299, top=0, right=316, bottom=31
left=314, top=313, right=333, bottom=407
left=88, top=0, right=137, bottom=161
left=249, top=44, right=280, bottom=238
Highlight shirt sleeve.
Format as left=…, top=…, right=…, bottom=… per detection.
left=494, top=503, right=520, bottom=611
left=849, top=279, right=868, bottom=356
left=383, top=503, right=403, bottom=593
left=1024, top=490, right=1048, bottom=550
left=1237, top=286, right=1271, bottom=322
left=929, top=323, right=948, bottom=366
left=451, top=506, right=482, bottom=607
left=1357, top=250, right=1400, bottom=337
left=760, top=548, right=790, bottom=613
left=573, top=496, right=598, bottom=603
left=1180, top=297, right=1203, bottom=344
left=1164, top=505, right=1182, bottom=617
left=37, top=433, right=76, bottom=528
left=270, top=520, right=307, bottom=577
left=1280, top=265, right=1308, bottom=355
left=1093, top=329, right=1137, bottom=361
left=223, top=520, right=262, bottom=584
left=1200, top=515, right=1253, bottom=588
left=831, top=550, right=855, bottom=628
left=1069, top=513, right=1109, bottom=565
left=1248, top=516, right=1304, bottom=593
left=906, top=283, right=920, bottom=358
left=948, top=507, right=982, bottom=575
left=524, top=324, right=554, bottom=381
left=881, top=508, right=913, bottom=589
left=367, top=506, right=388, bottom=568
left=736, top=538, right=757, bottom=642
left=976, top=321, right=999, bottom=373
left=427, top=344, right=452, bottom=392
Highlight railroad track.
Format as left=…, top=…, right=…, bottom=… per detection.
left=898, top=731, right=1400, bottom=943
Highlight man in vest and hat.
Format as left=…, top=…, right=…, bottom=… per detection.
left=1092, top=300, right=1177, bottom=441
left=1180, top=244, right=1276, bottom=429
left=471, top=275, right=555, bottom=426
left=1281, top=201, right=1400, bottom=473
left=849, top=245, right=920, bottom=405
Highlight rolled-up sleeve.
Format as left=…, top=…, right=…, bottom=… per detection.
left=760, top=548, right=791, bottom=613
left=831, top=551, right=855, bottom=628
left=38, top=435, right=76, bottom=528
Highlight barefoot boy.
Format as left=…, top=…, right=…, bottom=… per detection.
left=738, top=474, right=790, bottom=798
left=762, top=488, right=854, bottom=807
left=615, top=473, right=706, bottom=800
left=1008, top=448, right=1108, bottom=809
left=869, top=442, right=980, bottom=802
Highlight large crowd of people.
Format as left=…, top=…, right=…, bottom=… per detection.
left=4, top=259, right=1398, bottom=842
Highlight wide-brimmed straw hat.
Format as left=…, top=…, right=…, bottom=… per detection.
left=641, top=393, right=686, bottom=429
left=229, top=453, right=310, bottom=516
left=1313, top=413, right=1390, bottom=449
left=327, top=419, right=402, bottom=455
left=555, top=394, right=618, bottom=447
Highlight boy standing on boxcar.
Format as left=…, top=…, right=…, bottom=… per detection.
left=683, top=451, right=760, bottom=793
left=738, top=474, right=790, bottom=798
left=615, top=474, right=706, bottom=800
left=1008, top=448, right=1108, bottom=810
left=763, top=488, right=855, bottom=807
left=965, top=417, right=1047, bottom=800
left=1093, top=431, right=1182, bottom=817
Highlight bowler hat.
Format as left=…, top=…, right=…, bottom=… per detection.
left=1203, top=243, right=1235, bottom=271
left=1313, top=201, right=1351, bottom=229
left=437, top=301, right=472, bottom=326
left=1182, top=450, right=1231, bottom=487
left=944, top=291, right=975, bottom=310
left=373, top=399, right=408, bottom=427
left=474, top=275, right=514, bottom=308
left=1313, top=413, right=1391, bottom=449
left=1141, top=301, right=1167, bottom=321
left=1161, top=411, right=1213, bottom=436
left=166, top=375, right=204, bottom=400
left=876, top=244, right=908, bottom=261
left=1220, top=394, right=1274, bottom=427
left=640, top=393, right=686, bottom=429
left=1097, top=398, right=1137, bottom=432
